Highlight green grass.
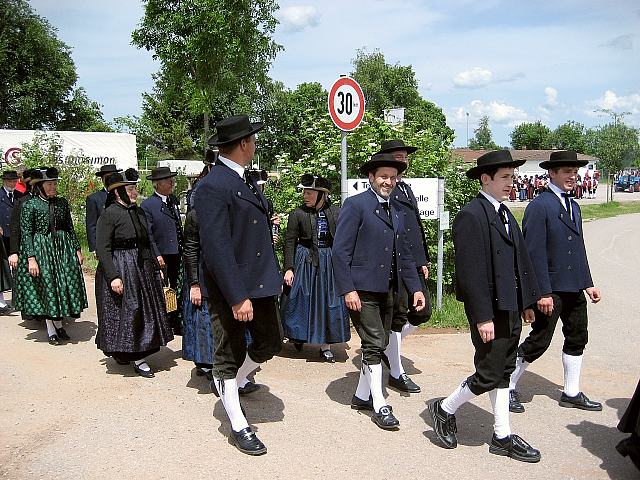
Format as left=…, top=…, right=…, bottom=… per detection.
left=510, top=200, right=640, bottom=225
left=424, top=293, right=468, bottom=330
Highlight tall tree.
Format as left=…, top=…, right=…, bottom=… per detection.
left=585, top=122, right=640, bottom=174
left=552, top=121, right=586, bottom=152
left=510, top=121, right=552, bottom=150
left=0, top=0, right=109, bottom=130
left=468, top=116, right=500, bottom=150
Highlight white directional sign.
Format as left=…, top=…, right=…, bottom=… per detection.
left=346, top=177, right=439, bottom=219
left=328, top=77, right=365, bottom=132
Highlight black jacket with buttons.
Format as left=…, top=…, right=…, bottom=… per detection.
left=391, top=180, right=430, bottom=267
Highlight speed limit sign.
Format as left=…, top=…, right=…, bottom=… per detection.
left=328, top=77, right=365, bottom=131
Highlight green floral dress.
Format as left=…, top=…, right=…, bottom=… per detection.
left=14, top=196, right=88, bottom=318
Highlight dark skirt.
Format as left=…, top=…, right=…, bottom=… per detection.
left=181, top=282, right=214, bottom=365
left=95, top=249, right=174, bottom=356
left=619, top=379, right=640, bottom=435
left=281, top=245, right=350, bottom=344
left=0, top=238, right=11, bottom=292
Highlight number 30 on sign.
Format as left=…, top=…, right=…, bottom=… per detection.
left=328, top=77, right=366, bottom=131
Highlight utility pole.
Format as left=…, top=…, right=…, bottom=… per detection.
left=466, top=112, right=469, bottom=147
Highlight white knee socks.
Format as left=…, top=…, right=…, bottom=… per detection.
left=489, top=388, right=512, bottom=439
left=562, top=353, right=583, bottom=397
left=364, top=363, right=386, bottom=413
left=216, top=377, right=249, bottom=432
left=45, top=319, right=56, bottom=336
left=384, top=331, right=404, bottom=378
left=354, top=364, right=370, bottom=401
left=509, top=356, right=529, bottom=390
left=441, top=381, right=476, bottom=415
left=235, top=353, right=260, bottom=388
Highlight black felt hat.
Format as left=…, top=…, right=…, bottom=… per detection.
left=297, top=174, right=331, bottom=193
left=30, top=167, right=60, bottom=184
left=359, top=153, right=408, bottom=177
left=1, top=170, right=19, bottom=180
left=539, top=150, right=588, bottom=169
left=376, top=139, right=417, bottom=155
left=208, top=115, right=264, bottom=146
left=465, top=150, right=525, bottom=179
left=146, top=166, right=177, bottom=181
left=106, top=168, right=140, bottom=192
left=95, top=164, right=122, bottom=177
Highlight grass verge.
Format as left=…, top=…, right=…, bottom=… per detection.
left=511, top=200, right=640, bottom=225
left=424, top=293, right=468, bottom=330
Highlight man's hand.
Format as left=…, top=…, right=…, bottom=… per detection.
left=585, top=287, right=601, bottom=304
left=522, top=308, right=535, bottom=324
left=412, top=291, right=426, bottom=311
left=420, top=265, right=429, bottom=280
left=232, top=298, right=253, bottom=322
left=344, top=291, right=361, bottom=312
left=477, top=320, right=495, bottom=343
left=8, top=254, right=18, bottom=270
left=157, top=255, right=165, bottom=269
left=111, top=278, right=124, bottom=295
left=28, top=257, right=39, bottom=277
left=537, top=295, right=554, bottom=316
left=284, top=269, right=294, bottom=287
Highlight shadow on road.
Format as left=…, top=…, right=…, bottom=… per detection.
left=213, top=385, right=285, bottom=436
left=607, top=397, right=633, bottom=421
left=276, top=340, right=351, bottom=363
left=516, top=370, right=563, bottom=404
left=99, top=346, right=181, bottom=377
left=23, top=319, right=97, bottom=344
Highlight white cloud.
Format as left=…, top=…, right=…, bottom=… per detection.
left=278, top=5, right=320, bottom=33
left=544, top=87, right=558, bottom=107
left=591, top=90, right=640, bottom=114
left=452, top=100, right=529, bottom=127
left=601, top=34, right=634, bottom=50
left=452, top=67, right=493, bottom=88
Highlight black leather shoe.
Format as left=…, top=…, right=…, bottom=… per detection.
left=48, top=334, right=60, bottom=345
left=196, top=367, right=213, bottom=381
left=133, top=363, right=155, bottom=378
left=489, top=434, right=541, bottom=463
left=55, top=327, right=70, bottom=341
left=388, top=373, right=421, bottom=393
left=428, top=399, right=458, bottom=449
left=509, top=389, right=525, bottom=413
left=350, top=395, right=373, bottom=411
left=372, top=405, right=399, bottom=430
left=239, top=382, right=260, bottom=395
left=229, top=427, right=267, bottom=456
left=559, top=392, right=602, bottom=411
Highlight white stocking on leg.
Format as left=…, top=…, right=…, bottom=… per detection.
left=45, top=319, right=57, bottom=336
left=354, top=363, right=370, bottom=401
left=364, top=363, right=386, bottom=413
left=235, top=353, right=260, bottom=388
left=489, top=388, right=512, bottom=439
left=215, top=377, right=249, bottom=432
left=383, top=331, right=404, bottom=378
left=562, top=353, right=583, bottom=397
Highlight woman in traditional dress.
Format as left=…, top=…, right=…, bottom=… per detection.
left=281, top=174, right=350, bottom=362
left=14, top=167, right=87, bottom=344
left=94, top=169, right=173, bottom=378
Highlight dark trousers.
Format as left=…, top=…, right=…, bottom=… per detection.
left=349, top=290, right=394, bottom=365
left=466, top=309, right=522, bottom=395
left=391, top=271, right=432, bottom=331
left=208, top=284, right=283, bottom=380
left=519, top=291, right=588, bottom=363
left=163, top=253, right=183, bottom=333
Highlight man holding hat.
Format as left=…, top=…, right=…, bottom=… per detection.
left=376, top=139, right=433, bottom=394
left=508, top=150, right=602, bottom=414
left=141, top=166, right=184, bottom=335
left=428, top=150, right=541, bottom=462
left=332, top=153, right=426, bottom=430
left=86, top=165, right=122, bottom=254
left=194, top=115, right=283, bottom=456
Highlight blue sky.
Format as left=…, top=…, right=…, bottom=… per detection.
left=29, top=0, right=640, bottom=147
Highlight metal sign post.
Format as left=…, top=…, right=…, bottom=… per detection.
left=341, top=131, right=348, bottom=203
left=436, top=177, right=446, bottom=310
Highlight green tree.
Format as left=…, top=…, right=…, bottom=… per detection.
left=0, top=0, right=109, bottom=130
left=552, top=121, right=586, bottom=152
left=468, top=116, right=500, bottom=150
left=585, top=122, right=640, bottom=174
left=510, top=121, right=552, bottom=150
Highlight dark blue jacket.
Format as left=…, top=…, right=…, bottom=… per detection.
left=332, top=188, right=421, bottom=296
left=0, top=188, right=15, bottom=239
left=194, top=162, right=281, bottom=306
left=522, top=189, right=593, bottom=294
left=391, top=181, right=430, bottom=267
left=141, top=193, right=182, bottom=257
left=85, top=189, right=108, bottom=252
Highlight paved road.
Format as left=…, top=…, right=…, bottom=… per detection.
left=1, top=214, right=638, bottom=479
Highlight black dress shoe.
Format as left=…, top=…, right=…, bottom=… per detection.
left=350, top=395, right=373, bottom=411
left=372, top=405, right=399, bottom=430
left=48, top=334, right=60, bottom=345
left=196, top=367, right=213, bottom=381
left=428, top=399, right=458, bottom=449
left=489, top=434, right=541, bottom=463
left=509, top=389, right=525, bottom=413
left=229, top=427, right=267, bottom=456
left=239, top=381, right=260, bottom=395
left=559, top=392, right=602, bottom=411
left=133, top=363, right=155, bottom=378
left=55, top=328, right=70, bottom=341
left=388, top=373, right=421, bottom=393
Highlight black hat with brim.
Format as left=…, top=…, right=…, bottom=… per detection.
left=466, top=150, right=525, bottom=179
left=95, top=164, right=122, bottom=177
left=208, top=115, right=264, bottom=146
left=30, top=167, right=60, bottom=184
left=359, top=153, right=408, bottom=177
left=539, top=150, right=588, bottom=169
left=376, top=139, right=417, bottom=155
left=106, top=168, right=140, bottom=192
left=297, top=174, right=331, bottom=193
left=146, top=166, right=177, bottom=181
left=1, top=170, right=19, bottom=180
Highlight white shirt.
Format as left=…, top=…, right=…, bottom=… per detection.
left=480, top=190, right=509, bottom=234
left=218, top=155, right=245, bottom=178
left=547, top=181, right=570, bottom=211
left=154, top=191, right=168, bottom=203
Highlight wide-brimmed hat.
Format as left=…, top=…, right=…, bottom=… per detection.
left=106, top=168, right=140, bottom=192
left=359, top=153, right=408, bottom=177
left=1, top=170, right=19, bottom=180
left=376, top=139, right=417, bottom=155
left=297, top=174, right=331, bottom=193
left=95, top=164, right=122, bottom=177
left=465, top=150, right=525, bottom=179
left=208, top=115, right=264, bottom=146
left=146, top=166, right=177, bottom=181
left=30, top=167, right=60, bottom=184
left=539, top=150, right=588, bottom=170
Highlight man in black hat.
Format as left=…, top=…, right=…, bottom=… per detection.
left=376, top=139, right=432, bottom=394
left=333, top=153, right=426, bottom=430
left=194, top=115, right=283, bottom=456
left=86, top=165, right=122, bottom=254
left=428, top=150, right=541, bottom=463
left=0, top=170, right=20, bottom=254
left=508, top=150, right=602, bottom=414
left=141, top=166, right=184, bottom=335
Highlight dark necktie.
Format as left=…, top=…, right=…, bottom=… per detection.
left=244, top=171, right=262, bottom=201
left=498, top=204, right=510, bottom=236
left=562, top=193, right=574, bottom=222
left=8, top=192, right=13, bottom=203
left=380, top=201, right=391, bottom=221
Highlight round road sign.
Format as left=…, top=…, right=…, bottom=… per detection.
left=328, top=76, right=365, bottom=131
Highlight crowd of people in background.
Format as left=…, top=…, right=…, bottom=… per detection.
left=509, top=170, right=599, bottom=203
